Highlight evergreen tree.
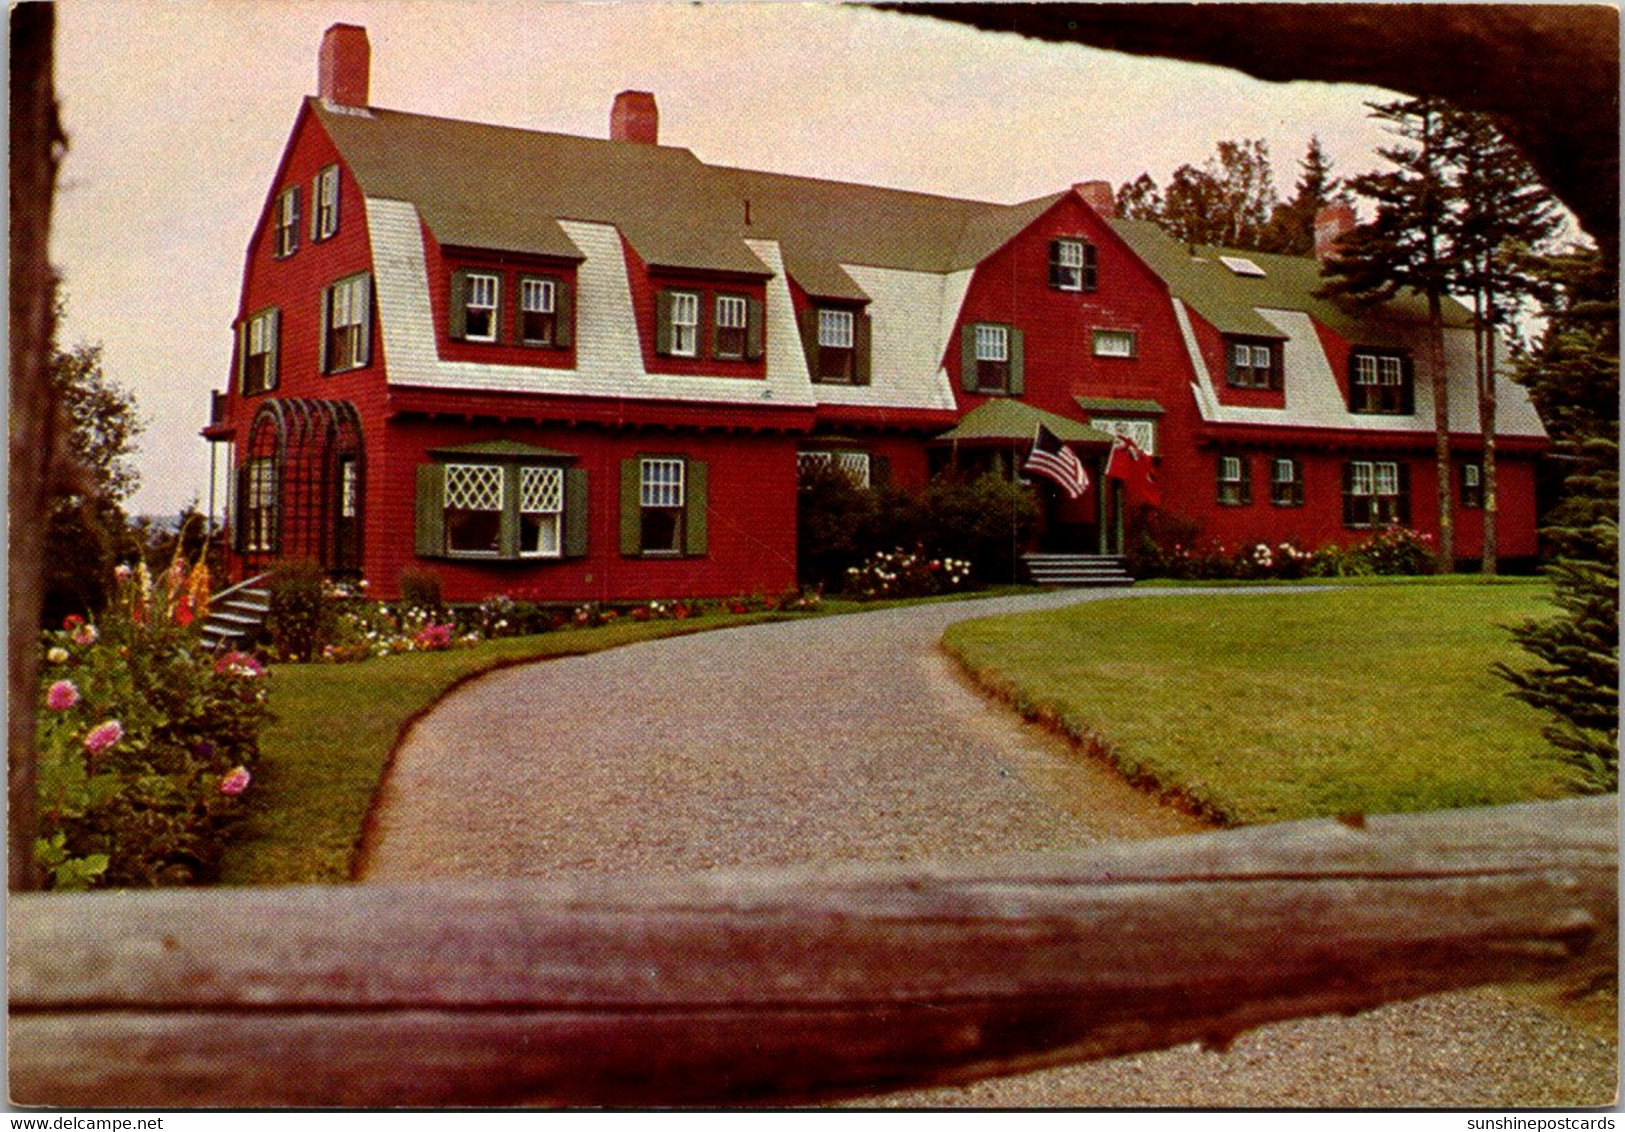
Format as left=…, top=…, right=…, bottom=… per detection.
left=1321, top=97, right=1459, bottom=570
left=1496, top=244, right=1619, bottom=790
left=1259, top=136, right=1343, bottom=255
left=1439, top=107, right=1561, bottom=574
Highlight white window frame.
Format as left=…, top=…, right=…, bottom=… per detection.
left=640, top=458, right=685, bottom=510
left=1374, top=461, right=1400, bottom=497
left=520, top=277, right=559, bottom=345
left=1091, top=418, right=1156, bottom=456
left=1092, top=329, right=1136, bottom=358
left=1379, top=356, right=1404, bottom=386
left=244, top=309, right=278, bottom=394
left=1350, top=460, right=1376, bottom=497
left=275, top=187, right=299, bottom=258
left=518, top=465, right=565, bottom=559
left=327, top=274, right=370, bottom=372
left=1354, top=354, right=1379, bottom=385
left=443, top=462, right=506, bottom=557
left=339, top=458, right=358, bottom=519
left=316, top=164, right=340, bottom=240
left=1052, top=238, right=1085, bottom=291
left=817, top=308, right=855, bottom=350
left=1463, top=463, right=1481, bottom=488
left=464, top=273, right=500, bottom=343
left=1220, top=455, right=1244, bottom=484
left=974, top=323, right=1009, bottom=363
left=715, top=294, right=748, bottom=359
left=670, top=291, right=700, bottom=357
left=243, top=458, right=277, bottom=554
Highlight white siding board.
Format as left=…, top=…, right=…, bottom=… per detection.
left=812, top=265, right=958, bottom=411
left=744, top=239, right=816, bottom=400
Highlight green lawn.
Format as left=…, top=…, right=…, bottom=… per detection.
left=220, top=587, right=1044, bottom=886
left=941, top=581, right=1572, bottom=825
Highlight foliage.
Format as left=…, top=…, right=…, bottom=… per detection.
left=322, top=598, right=471, bottom=662
left=266, top=559, right=332, bottom=661
left=918, top=473, right=1040, bottom=585
left=1119, top=139, right=1278, bottom=250
left=944, top=584, right=1565, bottom=825
left=844, top=549, right=973, bottom=600
left=1128, top=517, right=1434, bottom=581
left=398, top=566, right=446, bottom=612
left=1257, top=136, right=1345, bottom=255
left=795, top=461, right=919, bottom=591
left=35, top=566, right=267, bottom=889
left=1114, top=172, right=1163, bottom=222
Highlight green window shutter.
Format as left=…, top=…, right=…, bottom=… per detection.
left=871, top=454, right=892, bottom=488
left=619, top=458, right=641, bottom=555
left=355, top=276, right=372, bottom=367
left=1268, top=344, right=1283, bottom=391
left=414, top=464, right=446, bottom=557
left=1239, top=457, right=1252, bottom=505
left=330, top=169, right=341, bottom=236
left=1401, top=356, right=1416, bottom=414
left=798, top=308, right=820, bottom=377
left=267, top=308, right=281, bottom=390
left=1083, top=243, right=1098, bottom=291
left=1216, top=456, right=1226, bottom=503
left=960, top=324, right=978, bottom=393
left=555, top=278, right=575, bottom=348
left=684, top=460, right=709, bottom=556
left=1341, top=462, right=1357, bottom=526
left=563, top=467, right=589, bottom=557
left=745, top=297, right=765, bottom=360
left=232, top=467, right=248, bottom=553
left=317, top=286, right=331, bottom=374
left=498, top=465, right=520, bottom=559
left=1397, top=461, right=1412, bottom=525
left=655, top=290, right=675, bottom=356
left=235, top=320, right=247, bottom=393
left=853, top=312, right=872, bottom=386
left=449, top=270, right=470, bottom=340
left=310, top=173, right=321, bottom=242
left=1008, top=327, right=1025, bottom=395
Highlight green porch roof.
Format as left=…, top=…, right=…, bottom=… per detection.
left=1075, top=396, right=1166, bottom=416
left=935, top=399, right=1116, bottom=446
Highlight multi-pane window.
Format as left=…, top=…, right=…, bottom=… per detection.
left=518, top=465, right=564, bottom=558
left=816, top=308, right=856, bottom=382
left=274, top=187, right=300, bottom=258
left=1217, top=453, right=1251, bottom=506
left=973, top=323, right=1011, bottom=391
left=1091, top=418, right=1157, bottom=456
left=242, top=308, right=279, bottom=395
left=339, top=457, right=358, bottom=519
left=1350, top=351, right=1411, bottom=413
left=521, top=277, right=557, bottom=345
left=463, top=273, right=500, bottom=342
left=242, top=458, right=278, bottom=553
left=325, top=274, right=371, bottom=372
left=315, top=164, right=340, bottom=241
left=1228, top=340, right=1280, bottom=389
left=670, top=291, right=700, bottom=357
left=1271, top=456, right=1304, bottom=507
left=714, top=294, right=748, bottom=359
left=639, top=458, right=686, bottom=553
left=1460, top=462, right=1483, bottom=509
left=1092, top=329, right=1136, bottom=358
left=443, top=463, right=505, bottom=555
left=1049, top=238, right=1097, bottom=291
left=1344, top=459, right=1408, bottom=527
left=798, top=450, right=872, bottom=488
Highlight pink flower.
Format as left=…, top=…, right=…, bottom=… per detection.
left=219, top=766, right=252, bottom=796
left=114, top=564, right=133, bottom=584
left=70, top=623, right=98, bottom=647
left=214, top=651, right=264, bottom=678
left=46, top=680, right=79, bottom=711
left=84, top=720, right=123, bottom=756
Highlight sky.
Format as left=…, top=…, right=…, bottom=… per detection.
left=50, top=0, right=1410, bottom=519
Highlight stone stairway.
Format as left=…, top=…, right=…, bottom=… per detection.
left=1022, top=553, right=1134, bottom=587
left=199, top=574, right=271, bottom=651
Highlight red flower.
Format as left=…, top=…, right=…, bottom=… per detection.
left=63, top=614, right=84, bottom=631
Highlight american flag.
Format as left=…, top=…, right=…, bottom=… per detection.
left=1023, top=424, right=1090, bottom=499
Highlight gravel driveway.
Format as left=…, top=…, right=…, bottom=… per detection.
left=357, top=589, right=1616, bottom=1107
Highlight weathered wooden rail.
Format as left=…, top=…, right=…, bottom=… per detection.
left=10, top=795, right=1615, bottom=1107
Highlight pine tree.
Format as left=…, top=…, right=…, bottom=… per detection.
left=1321, top=97, right=1459, bottom=570
left=1259, top=136, right=1343, bottom=255
left=1495, top=244, right=1619, bottom=791
left=1439, top=108, right=1561, bottom=574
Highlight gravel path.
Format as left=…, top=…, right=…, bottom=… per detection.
left=357, top=589, right=1617, bottom=1107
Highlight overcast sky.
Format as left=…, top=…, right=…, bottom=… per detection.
left=52, top=1, right=1408, bottom=518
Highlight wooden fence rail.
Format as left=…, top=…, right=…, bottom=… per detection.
left=10, top=795, right=1615, bottom=1107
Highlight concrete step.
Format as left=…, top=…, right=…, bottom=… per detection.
left=1022, top=553, right=1134, bottom=587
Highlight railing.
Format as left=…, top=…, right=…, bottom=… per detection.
left=10, top=795, right=1614, bottom=1107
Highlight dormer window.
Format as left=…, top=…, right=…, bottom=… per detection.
left=274, top=187, right=300, bottom=258
left=1049, top=238, right=1097, bottom=292
left=816, top=308, right=855, bottom=381
left=714, top=294, right=748, bottom=359
left=463, top=273, right=500, bottom=342
left=313, top=164, right=340, bottom=242
left=520, top=277, right=557, bottom=345
left=1227, top=339, right=1281, bottom=390
left=1349, top=350, right=1413, bottom=414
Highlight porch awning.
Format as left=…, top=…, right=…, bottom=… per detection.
left=934, top=399, right=1117, bottom=447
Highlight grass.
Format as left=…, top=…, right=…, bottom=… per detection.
left=941, top=580, right=1572, bottom=825
left=220, top=586, right=1044, bottom=886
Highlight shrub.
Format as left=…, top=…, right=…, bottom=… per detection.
left=1348, top=528, right=1436, bottom=575
left=844, top=548, right=974, bottom=600
left=266, top=559, right=331, bottom=661
left=35, top=570, right=268, bottom=889
left=796, top=462, right=919, bottom=591
left=920, top=473, right=1040, bottom=584
left=399, top=566, right=444, bottom=612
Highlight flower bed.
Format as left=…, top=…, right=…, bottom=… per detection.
left=844, top=548, right=974, bottom=600
left=1128, top=525, right=1437, bottom=581
left=35, top=561, right=268, bottom=889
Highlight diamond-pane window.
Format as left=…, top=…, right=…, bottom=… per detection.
left=520, top=466, right=564, bottom=513
left=445, top=464, right=504, bottom=511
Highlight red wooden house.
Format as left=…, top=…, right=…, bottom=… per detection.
left=204, top=25, right=1547, bottom=602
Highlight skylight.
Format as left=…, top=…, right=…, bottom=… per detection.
left=1220, top=255, right=1266, bottom=277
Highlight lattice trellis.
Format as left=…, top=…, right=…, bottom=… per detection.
left=520, top=466, right=564, bottom=513
left=445, top=464, right=504, bottom=512
left=236, top=398, right=364, bottom=576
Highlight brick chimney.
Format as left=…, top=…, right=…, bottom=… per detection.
left=1314, top=201, right=1357, bottom=263
left=611, top=91, right=659, bottom=144
left=1073, top=180, right=1116, bottom=218
left=319, top=24, right=370, bottom=108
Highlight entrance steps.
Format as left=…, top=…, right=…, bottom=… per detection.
left=200, top=574, right=271, bottom=650
left=1022, top=553, right=1134, bottom=587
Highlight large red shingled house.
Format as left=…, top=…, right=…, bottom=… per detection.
left=204, top=25, right=1548, bottom=602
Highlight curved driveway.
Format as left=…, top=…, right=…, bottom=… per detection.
left=356, top=589, right=1614, bottom=1107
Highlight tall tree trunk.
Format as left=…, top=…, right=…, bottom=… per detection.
left=1427, top=292, right=1455, bottom=571
left=9, top=4, right=62, bottom=891
left=1481, top=326, right=1499, bottom=575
